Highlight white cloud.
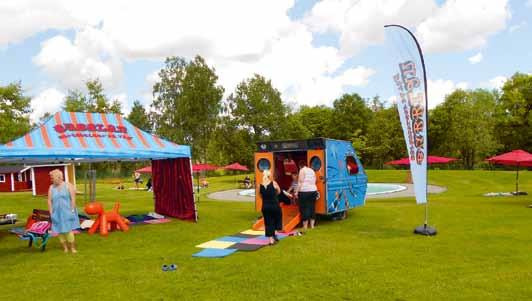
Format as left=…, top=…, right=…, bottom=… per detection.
left=427, top=79, right=468, bottom=108
left=468, top=52, right=483, bottom=64
left=31, top=88, right=65, bottom=122
left=208, top=23, right=375, bottom=107
left=33, top=27, right=123, bottom=91
left=304, top=0, right=437, bottom=56
left=527, top=0, right=532, bottom=7
left=416, top=0, right=511, bottom=53
left=110, top=93, right=130, bottom=114
left=482, top=76, right=507, bottom=90
left=0, top=0, right=123, bottom=47
left=140, top=71, right=160, bottom=108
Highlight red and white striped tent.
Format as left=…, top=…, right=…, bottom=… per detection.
left=0, top=112, right=196, bottom=221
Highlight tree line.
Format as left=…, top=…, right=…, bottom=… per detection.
left=1, top=55, right=530, bottom=170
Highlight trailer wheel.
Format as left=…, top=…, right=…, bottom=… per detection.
left=331, top=211, right=347, bottom=221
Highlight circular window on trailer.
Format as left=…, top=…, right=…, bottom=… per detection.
left=257, top=158, right=271, bottom=171
left=310, top=156, right=322, bottom=171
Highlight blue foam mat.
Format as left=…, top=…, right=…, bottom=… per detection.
left=193, top=248, right=238, bottom=258
left=216, top=236, right=248, bottom=243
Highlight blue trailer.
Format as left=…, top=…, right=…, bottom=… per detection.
left=253, top=138, right=368, bottom=230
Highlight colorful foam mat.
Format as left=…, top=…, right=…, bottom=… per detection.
left=193, top=248, right=237, bottom=258
left=193, top=229, right=300, bottom=258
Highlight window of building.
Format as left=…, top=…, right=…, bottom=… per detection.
left=0, top=174, right=5, bottom=183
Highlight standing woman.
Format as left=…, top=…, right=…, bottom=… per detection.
left=259, top=170, right=282, bottom=245
left=47, top=169, right=80, bottom=253
left=295, top=160, right=318, bottom=231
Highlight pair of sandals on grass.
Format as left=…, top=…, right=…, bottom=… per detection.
left=162, top=264, right=177, bottom=271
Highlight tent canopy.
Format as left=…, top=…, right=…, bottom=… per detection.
left=135, top=166, right=152, bottom=174
left=385, top=156, right=457, bottom=165
left=223, top=162, right=249, bottom=171
left=486, top=150, right=532, bottom=167
left=0, top=111, right=190, bottom=163
left=192, top=163, right=219, bottom=172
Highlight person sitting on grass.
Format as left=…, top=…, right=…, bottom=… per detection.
left=200, top=177, right=209, bottom=188
left=48, top=169, right=80, bottom=253
left=133, top=172, right=142, bottom=189
left=146, top=178, right=152, bottom=192
left=244, top=175, right=251, bottom=189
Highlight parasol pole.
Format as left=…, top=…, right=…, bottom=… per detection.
left=516, top=163, right=519, bottom=193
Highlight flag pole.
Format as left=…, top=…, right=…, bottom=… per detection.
left=384, top=24, right=436, bottom=236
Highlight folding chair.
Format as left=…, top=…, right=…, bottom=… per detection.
left=23, top=221, right=51, bottom=252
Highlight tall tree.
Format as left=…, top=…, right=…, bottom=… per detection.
left=362, top=106, right=405, bottom=168
left=152, top=56, right=224, bottom=161
left=496, top=72, right=532, bottom=152
left=206, top=117, right=255, bottom=167
left=0, top=82, right=32, bottom=144
left=226, top=74, right=289, bottom=141
left=127, top=100, right=152, bottom=132
left=63, top=79, right=122, bottom=113
left=331, top=93, right=373, bottom=140
left=296, top=105, right=334, bottom=138
left=430, top=89, right=499, bottom=169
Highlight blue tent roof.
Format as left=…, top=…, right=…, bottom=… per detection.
left=0, top=112, right=190, bottom=163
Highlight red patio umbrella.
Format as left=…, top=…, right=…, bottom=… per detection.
left=191, top=163, right=219, bottom=200
left=135, top=166, right=152, bottom=174
left=192, top=163, right=219, bottom=172
left=486, top=150, right=532, bottom=193
left=223, top=162, right=249, bottom=171
left=385, top=155, right=458, bottom=165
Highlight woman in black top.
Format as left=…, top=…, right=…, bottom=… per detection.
left=259, top=170, right=282, bottom=245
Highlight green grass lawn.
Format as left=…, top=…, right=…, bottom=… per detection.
left=1, top=170, right=531, bottom=300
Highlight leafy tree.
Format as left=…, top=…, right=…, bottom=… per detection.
left=226, top=74, right=289, bottom=141
left=127, top=100, right=152, bottom=132
left=64, top=90, right=88, bottom=112
left=274, top=113, right=311, bottom=140
left=296, top=105, right=334, bottom=138
left=368, top=95, right=385, bottom=112
left=206, top=117, right=255, bottom=167
left=430, top=89, right=500, bottom=169
left=152, top=56, right=224, bottom=161
left=331, top=93, right=373, bottom=140
left=63, top=79, right=122, bottom=113
left=362, top=106, right=405, bottom=168
left=495, top=72, right=532, bottom=152
left=0, top=82, right=32, bottom=144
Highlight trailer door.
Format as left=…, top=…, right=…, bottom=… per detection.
left=308, top=149, right=326, bottom=214
left=254, top=152, right=274, bottom=212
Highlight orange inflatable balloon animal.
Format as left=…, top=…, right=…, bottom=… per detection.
left=84, top=202, right=129, bottom=236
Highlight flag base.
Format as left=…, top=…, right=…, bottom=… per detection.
left=413, top=225, right=437, bottom=236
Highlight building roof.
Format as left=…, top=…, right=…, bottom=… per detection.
left=0, top=165, right=25, bottom=174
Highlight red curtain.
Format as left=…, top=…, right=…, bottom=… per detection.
left=152, top=158, right=196, bottom=221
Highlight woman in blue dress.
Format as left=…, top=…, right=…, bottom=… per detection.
left=47, top=169, right=80, bottom=253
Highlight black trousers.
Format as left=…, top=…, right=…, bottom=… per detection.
left=262, top=202, right=282, bottom=237
left=298, top=191, right=317, bottom=221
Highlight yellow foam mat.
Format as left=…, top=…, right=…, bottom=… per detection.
left=240, top=229, right=264, bottom=235
left=195, top=240, right=235, bottom=249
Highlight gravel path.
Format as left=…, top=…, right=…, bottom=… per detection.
left=207, top=184, right=446, bottom=202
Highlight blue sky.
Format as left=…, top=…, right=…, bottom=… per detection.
left=0, top=0, right=530, bottom=121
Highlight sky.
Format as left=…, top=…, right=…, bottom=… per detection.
left=0, top=0, right=531, bottom=122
